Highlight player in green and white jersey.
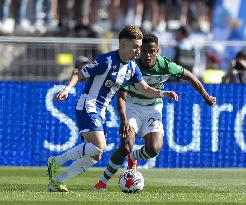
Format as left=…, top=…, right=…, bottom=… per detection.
left=94, top=33, right=216, bottom=190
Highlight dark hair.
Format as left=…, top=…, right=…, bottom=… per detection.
left=118, top=25, right=143, bottom=40
left=74, top=56, right=90, bottom=68
left=143, top=33, right=158, bottom=45
left=235, top=50, right=246, bottom=59
left=176, top=25, right=191, bottom=37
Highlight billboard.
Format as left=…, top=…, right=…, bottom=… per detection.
left=0, top=82, right=245, bottom=168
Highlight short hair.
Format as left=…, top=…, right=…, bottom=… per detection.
left=235, top=50, right=246, bottom=59
left=176, top=25, right=191, bottom=37
left=143, top=34, right=158, bottom=45
left=74, top=56, right=90, bottom=68
left=118, top=25, right=143, bottom=40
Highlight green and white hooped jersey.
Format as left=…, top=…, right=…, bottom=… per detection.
left=121, top=55, right=184, bottom=106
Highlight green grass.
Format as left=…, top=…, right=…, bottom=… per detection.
left=0, top=167, right=246, bottom=205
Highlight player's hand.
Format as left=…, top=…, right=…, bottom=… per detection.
left=120, top=120, right=131, bottom=138
left=56, top=90, right=69, bottom=101
left=163, top=91, right=179, bottom=101
left=204, top=95, right=216, bottom=106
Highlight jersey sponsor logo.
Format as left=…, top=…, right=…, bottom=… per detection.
left=143, top=75, right=169, bottom=84
left=105, top=80, right=121, bottom=89
left=94, top=119, right=102, bottom=127
left=176, top=65, right=183, bottom=72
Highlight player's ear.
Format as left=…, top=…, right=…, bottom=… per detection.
left=157, top=48, right=160, bottom=55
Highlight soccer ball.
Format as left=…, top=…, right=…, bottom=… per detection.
left=118, top=169, right=144, bottom=193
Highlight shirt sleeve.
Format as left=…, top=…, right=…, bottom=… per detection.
left=166, top=58, right=184, bottom=78
left=80, top=56, right=108, bottom=78
left=129, top=65, right=144, bottom=83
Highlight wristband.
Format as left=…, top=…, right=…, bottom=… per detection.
left=159, top=91, right=166, bottom=98
left=64, top=86, right=72, bottom=92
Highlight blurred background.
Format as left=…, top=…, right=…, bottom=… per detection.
left=0, top=0, right=245, bottom=83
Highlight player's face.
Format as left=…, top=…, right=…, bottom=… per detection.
left=140, top=42, right=159, bottom=68
left=123, top=39, right=142, bottom=60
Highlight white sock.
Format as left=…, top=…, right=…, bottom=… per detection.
left=55, top=157, right=97, bottom=183
left=55, top=142, right=102, bottom=166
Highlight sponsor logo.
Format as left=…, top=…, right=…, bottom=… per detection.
left=94, top=119, right=102, bottom=127
left=105, top=80, right=121, bottom=89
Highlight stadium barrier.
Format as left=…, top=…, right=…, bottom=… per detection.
left=0, top=36, right=246, bottom=82
left=0, top=82, right=245, bottom=168
left=0, top=36, right=115, bottom=81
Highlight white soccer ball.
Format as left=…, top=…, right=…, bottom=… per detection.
left=118, top=169, right=144, bottom=193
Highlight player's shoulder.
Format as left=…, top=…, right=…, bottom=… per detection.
left=156, top=55, right=172, bottom=65
left=96, top=50, right=117, bottom=62
left=154, top=55, right=169, bottom=71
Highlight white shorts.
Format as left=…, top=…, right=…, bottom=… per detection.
left=126, top=102, right=164, bottom=137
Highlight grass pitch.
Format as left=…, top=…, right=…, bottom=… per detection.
left=0, top=167, right=246, bottom=205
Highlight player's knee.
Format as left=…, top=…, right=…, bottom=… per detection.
left=92, top=153, right=102, bottom=161
left=146, top=144, right=161, bottom=158
left=97, top=143, right=106, bottom=152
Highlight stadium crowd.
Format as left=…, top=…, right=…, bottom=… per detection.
left=0, top=0, right=245, bottom=83
left=0, top=0, right=215, bottom=35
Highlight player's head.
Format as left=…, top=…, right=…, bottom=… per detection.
left=140, top=33, right=159, bottom=68
left=74, top=56, right=90, bottom=69
left=175, top=25, right=191, bottom=41
left=118, top=25, right=143, bottom=61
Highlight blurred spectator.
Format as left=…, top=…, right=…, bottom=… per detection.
left=0, top=0, right=218, bottom=36
left=0, top=0, right=14, bottom=34
left=202, top=52, right=225, bottom=83
left=14, top=0, right=34, bottom=34
left=110, top=0, right=128, bottom=32
left=173, top=25, right=195, bottom=72
left=73, top=0, right=90, bottom=31
left=180, top=0, right=211, bottom=33
left=27, top=0, right=57, bottom=34
left=89, top=0, right=101, bottom=33
left=74, top=55, right=90, bottom=72
left=206, top=0, right=216, bottom=30
left=222, top=50, right=246, bottom=83
left=152, top=0, right=173, bottom=32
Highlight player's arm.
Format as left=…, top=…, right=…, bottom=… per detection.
left=56, top=71, right=86, bottom=101
left=56, top=58, right=106, bottom=101
left=134, top=81, right=179, bottom=101
left=131, top=65, right=178, bottom=101
left=117, top=90, right=131, bottom=138
left=181, top=69, right=216, bottom=106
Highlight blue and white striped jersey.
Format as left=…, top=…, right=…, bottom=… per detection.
left=76, top=50, right=143, bottom=119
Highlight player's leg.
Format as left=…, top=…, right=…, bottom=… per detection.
left=94, top=103, right=142, bottom=190
left=129, top=106, right=164, bottom=161
left=48, top=132, right=104, bottom=182
left=94, top=127, right=136, bottom=190
left=48, top=130, right=106, bottom=192
left=130, top=131, right=163, bottom=161
left=48, top=110, right=106, bottom=192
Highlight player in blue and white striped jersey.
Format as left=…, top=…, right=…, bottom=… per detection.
left=47, top=26, right=178, bottom=192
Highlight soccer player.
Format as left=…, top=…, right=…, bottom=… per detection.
left=94, top=33, right=216, bottom=190
left=47, top=26, right=178, bottom=192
